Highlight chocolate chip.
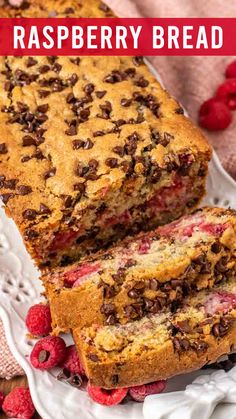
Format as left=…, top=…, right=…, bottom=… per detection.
left=44, top=168, right=56, bottom=180
left=22, top=135, right=36, bottom=146
left=103, top=284, right=117, bottom=298
left=73, top=183, right=86, bottom=193
left=66, top=93, right=76, bottom=104
left=121, top=98, right=132, bottom=107
left=4, top=81, right=13, bottom=92
left=192, top=340, right=208, bottom=352
left=125, top=68, right=136, bottom=77
left=52, top=63, right=62, bottom=73
left=175, top=107, right=184, bottom=114
left=72, top=140, right=84, bottom=150
left=198, top=166, right=207, bottom=177
left=68, top=73, right=78, bottom=86
left=112, top=145, right=125, bottom=157
left=39, top=203, right=51, bottom=214
left=105, top=158, right=118, bottom=168
left=77, top=108, right=90, bottom=123
left=88, top=354, right=100, bottom=362
left=132, top=56, right=144, bottom=66
left=100, top=303, right=115, bottom=315
left=175, top=320, right=191, bottom=333
left=26, top=57, right=38, bottom=68
left=70, top=58, right=81, bottom=66
left=24, top=228, right=39, bottom=239
left=134, top=76, right=149, bottom=87
left=37, top=104, right=49, bottom=113
left=65, top=125, right=77, bottom=136
left=93, top=130, right=105, bottom=137
left=112, top=375, right=119, bottom=385
left=0, top=193, right=13, bottom=204
left=17, top=185, right=32, bottom=195
left=215, top=257, right=228, bottom=273
left=38, top=90, right=50, bottom=98
left=21, top=156, right=31, bottom=163
left=64, top=7, right=75, bottom=14
left=149, top=279, right=159, bottom=291
left=47, top=56, right=58, bottom=65
left=128, top=288, right=141, bottom=299
left=211, top=242, right=222, bottom=254
left=98, top=101, right=112, bottom=119
left=22, top=209, right=37, bottom=220
left=4, top=179, right=18, bottom=189
left=95, top=90, right=107, bottom=99
left=104, top=70, right=126, bottom=84
left=0, top=143, right=8, bottom=154
left=84, top=83, right=95, bottom=94
left=39, top=65, right=50, bottom=74
left=84, top=139, right=94, bottom=150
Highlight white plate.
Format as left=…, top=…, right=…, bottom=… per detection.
left=0, top=62, right=236, bottom=419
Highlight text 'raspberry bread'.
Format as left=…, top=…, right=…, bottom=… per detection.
left=73, top=278, right=236, bottom=388
left=43, top=207, right=236, bottom=333
left=0, top=0, right=211, bottom=268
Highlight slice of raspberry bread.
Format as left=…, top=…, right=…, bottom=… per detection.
left=0, top=0, right=211, bottom=268
left=73, top=278, right=236, bottom=388
left=43, top=207, right=236, bottom=333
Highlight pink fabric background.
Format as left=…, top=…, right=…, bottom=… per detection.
left=1, top=0, right=236, bottom=379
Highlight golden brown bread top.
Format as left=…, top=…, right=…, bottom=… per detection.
left=0, top=0, right=211, bottom=235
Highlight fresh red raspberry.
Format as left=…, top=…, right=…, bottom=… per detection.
left=26, top=303, right=52, bottom=337
left=205, top=291, right=236, bottom=316
left=2, top=387, right=35, bottom=419
left=60, top=345, right=85, bottom=375
left=0, top=391, right=5, bottom=409
left=138, top=237, right=151, bottom=254
left=30, top=336, right=66, bottom=370
left=225, top=60, right=236, bottom=78
left=199, top=98, right=232, bottom=131
left=129, top=380, right=166, bottom=402
left=216, top=79, right=236, bottom=110
left=87, top=384, right=128, bottom=406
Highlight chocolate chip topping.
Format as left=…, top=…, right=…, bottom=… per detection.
left=39, top=65, right=50, bottom=74
left=0, top=143, right=8, bottom=154
left=17, top=185, right=32, bottom=195
left=22, top=208, right=37, bottom=220
left=84, top=83, right=95, bottom=94
left=38, top=90, right=50, bottom=98
left=112, top=145, right=125, bottom=157
left=121, top=98, right=132, bottom=107
left=0, top=193, right=14, bottom=204
left=22, top=135, right=36, bottom=146
left=95, top=90, right=107, bottom=99
left=26, top=57, right=38, bottom=68
left=132, top=56, right=144, bottom=66
left=104, top=70, right=126, bottom=84
left=44, top=168, right=56, bottom=180
left=37, top=104, right=49, bottom=114
left=105, top=158, right=118, bottom=168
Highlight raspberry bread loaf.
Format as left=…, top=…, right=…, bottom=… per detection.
left=43, top=207, right=236, bottom=333
left=0, top=0, right=211, bottom=268
left=73, top=278, right=236, bottom=388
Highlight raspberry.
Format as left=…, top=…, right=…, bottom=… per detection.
left=60, top=345, right=85, bottom=375
left=216, top=79, right=236, bottom=110
left=0, top=391, right=5, bottom=409
left=138, top=237, right=151, bottom=254
left=2, top=387, right=35, bottom=419
left=30, top=336, right=66, bottom=370
left=225, top=60, right=236, bottom=78
left=129, top=380, right=166, bottom=402
left=87, top=384, right=128, bottom=406
left=63, top=262, right=101, bottom=288
left=205, top=291, right=236, bottom=316
left=199, top=98, right=232, bottom=131
left=26, top=303, right=52, bottom=336
left=50, top=229, right=79, bottom=251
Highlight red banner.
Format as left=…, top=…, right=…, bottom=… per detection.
left=0, top=18, right=235, bottom=56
